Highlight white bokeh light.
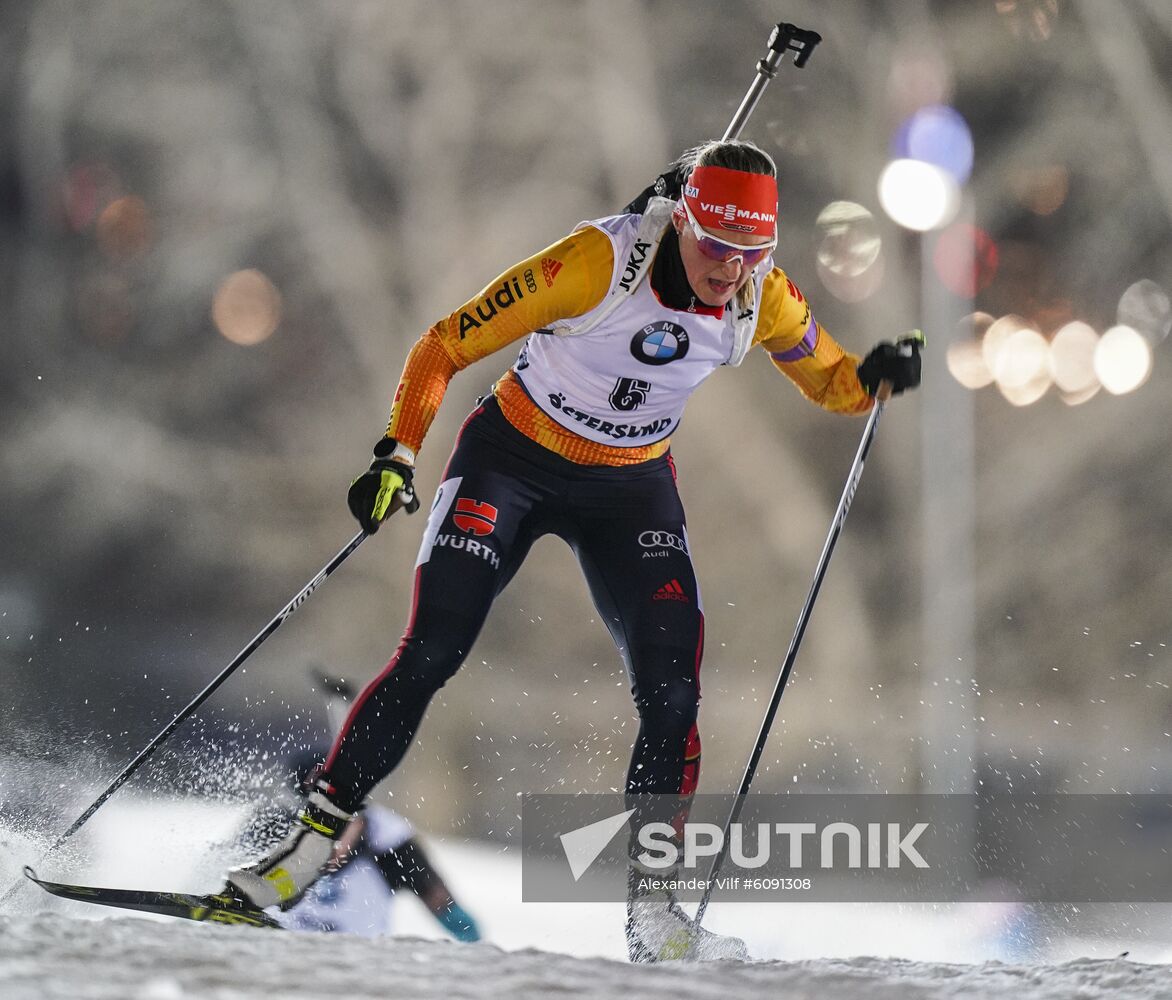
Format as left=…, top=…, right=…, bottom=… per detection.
left=946, top=340, right=993, bottom=389
left=1117, top=279, right=1171, bottom=345
left=1094, top=325, right=1152, bottom=395
left=877, top=159, right=961, bottom=231
left=815, top=200, right=884, bottom=302
left=1048, top=321, right=1099, bottom=393
left=993, top=326, right=1051, bottom=405
left=1060, top=384, right=1100, bottom=407
left=981, top=314, right=1028, bottom=376
left=946, top=313, right=994, bottom=389
left=994, top=327, right=1050, bottom=389
left=998, top=379, right=1050, bottom=407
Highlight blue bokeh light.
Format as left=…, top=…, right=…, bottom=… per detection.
left=891, top=105, right=974, bottom=185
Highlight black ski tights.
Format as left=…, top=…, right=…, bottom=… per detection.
left=322, top=397, right=704, bottom=815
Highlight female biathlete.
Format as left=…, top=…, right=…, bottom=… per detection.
left=224, top=139, right=921, bottom=961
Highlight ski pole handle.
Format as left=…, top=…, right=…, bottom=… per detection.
left=623, top=18, right=823, bottom=213
left=775, top=22, right=823, bottom=68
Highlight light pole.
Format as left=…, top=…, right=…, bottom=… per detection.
left=877, top=107, right=979, bottom=797
left=919, top=206, right=978, bottom=797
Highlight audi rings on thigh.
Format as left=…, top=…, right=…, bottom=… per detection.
left=638, top=530, right=689, bottom=555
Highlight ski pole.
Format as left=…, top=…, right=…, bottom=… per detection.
left=624, top=20, right=821, bottom=213
left=2, top=528, right=371, bottom=904
left=682, top=20, right=823, bottom=932
left=723, top=22, right=822, bottom=141
left=691, top=355, right=914, bottom=932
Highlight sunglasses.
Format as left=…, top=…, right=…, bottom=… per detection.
left=679, top=199, right=776, bottom=268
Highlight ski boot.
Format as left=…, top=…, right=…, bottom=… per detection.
left=226, top=785, right=352, bottom=910
left=624, top=863, right=749, bottom=963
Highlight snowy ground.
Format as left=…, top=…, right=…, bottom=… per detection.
left=3, top=799, right=1172, bottom=998
left=3, top=912, right=1172, bottom=1000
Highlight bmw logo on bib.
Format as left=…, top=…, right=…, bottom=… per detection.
left=630, top=321, right=690, bottom=366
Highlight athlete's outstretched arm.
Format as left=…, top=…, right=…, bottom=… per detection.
left=384, top=227, right=615, bottom=457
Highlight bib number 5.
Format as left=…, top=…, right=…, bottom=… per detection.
left=609, top=377, right=652, bottom=412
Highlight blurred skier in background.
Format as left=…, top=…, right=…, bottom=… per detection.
left=224, top=138, right=921, bottom=961
left=240, top=674, right=479, bottom=941
left=273, top=773, right=479, bottom=941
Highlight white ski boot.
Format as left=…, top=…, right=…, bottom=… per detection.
left=625, top=865, right=749, bottom=963
left=226, top=790, right=352, bottom=910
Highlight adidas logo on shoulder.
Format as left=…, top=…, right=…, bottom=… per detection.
left=652, top=579, right=689, bottom=602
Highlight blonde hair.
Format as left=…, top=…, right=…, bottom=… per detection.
left=673, top=139, right=777, bottom=309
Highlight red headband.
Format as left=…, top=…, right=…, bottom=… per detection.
left=682, top=165, right=778, bottom=239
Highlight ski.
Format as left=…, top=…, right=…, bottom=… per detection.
left=23, top=866, right=283, bottom=929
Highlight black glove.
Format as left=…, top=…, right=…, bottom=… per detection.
left=346, top=438, right=419, bottom=534
left=857, top=331, right=925, bottom=397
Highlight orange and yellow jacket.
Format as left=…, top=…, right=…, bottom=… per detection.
left=385, top=223, right=871, bottom=467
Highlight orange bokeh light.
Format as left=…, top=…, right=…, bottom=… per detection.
left=1010, top=165, right=1069, bottom=216
left=212, top=270, right=282, bottom=346
left=96, top=196, right=152, bottom=259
